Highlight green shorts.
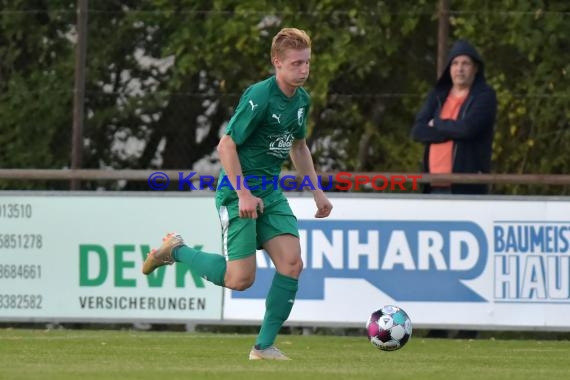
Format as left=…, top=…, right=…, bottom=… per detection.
left=216, top=191, right=299, bottom=261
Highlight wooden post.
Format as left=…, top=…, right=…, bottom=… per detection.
left=437, top=0, right=450, bottom=78
left=71, top=0, right=88, bottom=190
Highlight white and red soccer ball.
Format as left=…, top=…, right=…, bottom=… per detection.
left=366, top=305, right=412, bottom=351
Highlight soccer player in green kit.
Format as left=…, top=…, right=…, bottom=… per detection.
left=142, top=28, right=333, bottom=360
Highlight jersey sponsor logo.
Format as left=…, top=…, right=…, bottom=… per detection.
left=248, top=100, right=258, bottom=111
left=272, top=113, right=281, bottom=124
left=232, top=220, right=488, bottom=302
left=297, top=107, right=305, bottom=126
left=268, top=133, right=294, bottom=158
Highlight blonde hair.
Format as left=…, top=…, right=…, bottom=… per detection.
left=271, top=28, right=311, bottom=61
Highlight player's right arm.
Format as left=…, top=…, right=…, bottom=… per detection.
left=220, top=84, right=268, bottom=218
left=217, top=135, right=264, bottom=219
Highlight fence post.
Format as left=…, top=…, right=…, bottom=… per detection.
left=437, top=0, right=449, bottom=78
left=71, top=0, right=88, bottom=190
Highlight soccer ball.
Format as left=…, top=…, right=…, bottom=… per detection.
left=366, top=305, right=412, bottom=351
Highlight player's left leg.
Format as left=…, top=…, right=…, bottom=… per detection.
left=250, top=234, right=301, bottom=360
left=249, top=196, right=302, bottom=360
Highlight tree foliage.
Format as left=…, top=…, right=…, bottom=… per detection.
left=0, top=0, right=568, bottom=193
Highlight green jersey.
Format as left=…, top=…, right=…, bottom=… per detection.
left=216, top=76, right=311, bottom=204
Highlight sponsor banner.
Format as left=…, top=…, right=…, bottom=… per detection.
left=224, top=196, right=570, bottom=330
left=3, top=193, right=570, bottom=330
left=0, top=194, right=222, bottom=321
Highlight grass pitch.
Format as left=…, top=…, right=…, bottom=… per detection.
left=1, top=329, right=569, bottom=380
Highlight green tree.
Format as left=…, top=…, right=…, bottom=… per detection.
left=0, top=0, right=75, bottom=170
left=0, top=0, right=568, bottom=194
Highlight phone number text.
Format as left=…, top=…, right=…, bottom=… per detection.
left=0, top=294, right=43, bottom=309
left=0, top=234, right=43, bottom=249
left=0, top=265, right=42, bottom=279
left=0, top=203, right=32, bottom=219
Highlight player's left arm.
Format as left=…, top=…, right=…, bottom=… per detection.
left=290, top=139, right=333, bottom=218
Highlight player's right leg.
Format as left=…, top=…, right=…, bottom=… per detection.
left=209, top=202, right=258, bottom=289
left=142, top=203, right=257, bottom=289
left=142, top=231, right=228, bottom=285
left=141, top=232, right=184, bottom=274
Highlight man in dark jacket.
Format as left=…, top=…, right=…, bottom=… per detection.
left=411, top=40, right=497, bottom=194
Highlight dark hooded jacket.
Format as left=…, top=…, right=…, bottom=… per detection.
left=411, top=40, right=497, bottom=194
